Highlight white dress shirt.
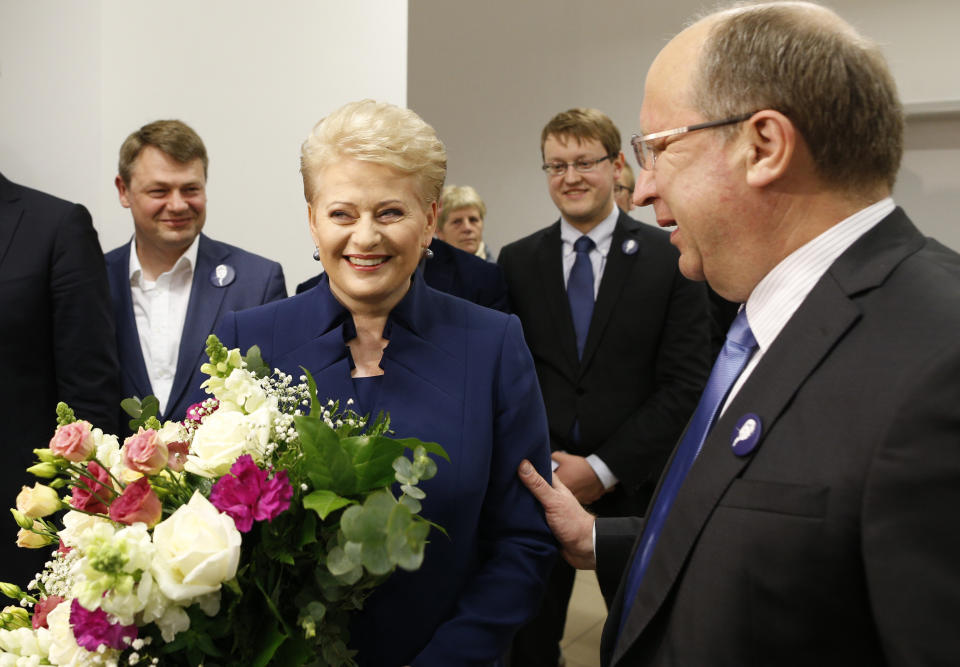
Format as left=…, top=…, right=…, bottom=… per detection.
left=128, top=235, right=200, bottom=415
left=559, top=206, right=621, bottom=489
left=723, top=197, right=896, bottom=414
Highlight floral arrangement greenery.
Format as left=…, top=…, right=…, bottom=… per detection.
left=0, top=335, right=447, bottom=666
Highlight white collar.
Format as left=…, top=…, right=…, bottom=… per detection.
left=128, top=234, right=201, bottom=285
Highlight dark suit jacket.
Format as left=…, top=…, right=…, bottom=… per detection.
left=0, top=172, right=120, bottom=585
left=296, top=237, right=510, bottom=313
left=215, top=272, right=556, bottom=666
left=597, top=208, right=960, bottom=666
left=105, top=233, right=285, bottom=426
left=499, top=212, right=712, bottom=518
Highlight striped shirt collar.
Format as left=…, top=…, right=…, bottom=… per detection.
left=745, top=198, right=895, bottom=351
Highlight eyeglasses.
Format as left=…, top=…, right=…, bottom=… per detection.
left=541, top=154, right=614, bottom=177
left=630, top=111, right=757, bottom=171
left=614, top=183, right=634, bottom=196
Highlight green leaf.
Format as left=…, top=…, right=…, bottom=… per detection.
left=243, top=345, right=271, bottom=379
left=123, top=395, right=160, bottom=432
left=250, top=622, right=287, bottom=667
left=302, top=367, right=320, bottom=417
left=303, top=489, right=355, bottom=520
left=393, top=437, right=449, bottom=462
left=389, top=518, right=430, bottom=571
left=296, top=415, right=357, bottom=494
left=298, top=510, right=318, bottom=547
left=342, top=436, right=405, bottom=490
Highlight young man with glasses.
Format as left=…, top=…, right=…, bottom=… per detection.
left=499, top=108, right=712, bottom=667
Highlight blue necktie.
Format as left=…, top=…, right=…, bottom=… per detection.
left=568, top=236, right=596, bottom=358
left=617, top=308, right=757, bottom=636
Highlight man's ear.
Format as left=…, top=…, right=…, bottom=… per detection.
left=115, top=175, right=132, bottom=208
left=743, top=110, right=796, bottom=188
left=612, top=150, right=625, bottom=181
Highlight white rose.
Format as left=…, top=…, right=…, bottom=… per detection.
left=184, top=409, right=250, bottom=478
left=155, top=421, right=187, bottom=446
left=151, top=492, right=241, bottom=602
left=92, top=429, right=122, bottom=471
left=58, top=511, right=110, bottom=550
left=45, top=602, right=83, bottom=666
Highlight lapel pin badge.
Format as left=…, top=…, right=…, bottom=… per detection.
left=621, top=238, right=639, bottom=256
left=731, top=413, right=762, bottom=456
left=210, top=263, right=236, bottom=287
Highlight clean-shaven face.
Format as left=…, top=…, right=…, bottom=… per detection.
left=543, top=134, right=620, bottom=232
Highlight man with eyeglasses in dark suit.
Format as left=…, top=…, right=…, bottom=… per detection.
left=499, top=108, right=712, bottom=667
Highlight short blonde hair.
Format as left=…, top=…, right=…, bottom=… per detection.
left=438, top=185, right=486, bottom=230
left=300, top=99, right=447, bottom=206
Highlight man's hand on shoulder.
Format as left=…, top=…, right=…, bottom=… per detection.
left=551, top=451, right=607, bottom=504
left=518, top=460, right=596, bottom=570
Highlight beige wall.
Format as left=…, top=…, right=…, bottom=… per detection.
left=409, top=0, right=960, bottom=254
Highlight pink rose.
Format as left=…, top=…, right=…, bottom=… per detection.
left=209, top=455, right=292, bottom=532
left=32, top=595, right=65, bottom=629
left=166, top=441, right=190, bottom=472
left=49, top=421, right=94, bottom=462
left=108, top=477, right=162, bottom=528
left=122, top=429, right=168, bottom=475
left=69, top=461, right=113, bottom=515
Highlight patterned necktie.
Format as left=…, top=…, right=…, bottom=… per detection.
left=567, top=236, right=596, bottom=358
left=617, top=308, right=757, bottom=636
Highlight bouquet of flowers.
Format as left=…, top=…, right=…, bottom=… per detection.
left=0, top=335, right=446, bottom=666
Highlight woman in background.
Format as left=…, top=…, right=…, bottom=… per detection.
left=437, top=184, right=494, bottom=261
left=215, top=100, right=556, bottom=666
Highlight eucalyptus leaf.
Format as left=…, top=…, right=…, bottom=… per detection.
left=400, top=484, right=425, bottom=500
left=243, top=345, right=271, bottom=379
left=327, top=546, right=358, bottom=576
left=393, top=437, right=450, bottom=462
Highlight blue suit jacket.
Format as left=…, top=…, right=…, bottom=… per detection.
left=215, top=272, right=556, bottom=666
left=105, top=233, right=286, bottom=426
left=296, top=237, right=510, bottom=313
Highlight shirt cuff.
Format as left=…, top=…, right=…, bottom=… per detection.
left=586, top=454, right=619, bottom=490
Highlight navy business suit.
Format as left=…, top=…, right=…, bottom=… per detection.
left=597, top=209, right=960, bottom=665
left=105, top=233, right=285, bottom=426
left=297, top=237, right=510, bottom=313
left=215, top=272, right=556, bottom=666
left=0, top=173, right=120, bottom=586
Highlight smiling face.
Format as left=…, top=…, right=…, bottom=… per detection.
left=116, top=145, right=206, bottom=270
left=307, top=158, right=436, bottom=316
left=543, top=134, right=622, bottom=233
left=437, top=206, right=484, bottom=254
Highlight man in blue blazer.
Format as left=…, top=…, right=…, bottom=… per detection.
left=104, top=120, right=285, bottom=428
left=519, top=3, right=960, bottom=664
left=296, top=236, right=510, bottom=313
left=0, top=172, right=120, bottom=586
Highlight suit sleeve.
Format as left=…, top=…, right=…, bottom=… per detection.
left=595, top=516, right=645, bottom=606
left=262, top=262, right=287, bottom=302
left=413, top=315, right=558, bottom=665
left=594, top=270, right=711, bottom=494
left=863, top=342, right=960, bottom=664
left=51, top=204, right=120, bottom=433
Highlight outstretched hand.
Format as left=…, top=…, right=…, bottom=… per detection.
left=518, top=459, right=597, bottom=570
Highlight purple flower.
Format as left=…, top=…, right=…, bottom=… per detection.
left=209, top=455, right=293, bottom=532
left=69, top=599, right=137, bottom=651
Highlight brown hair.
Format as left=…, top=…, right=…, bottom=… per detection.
left=118, top=120, right=208, bottom=185
left=540, top=108, right=622, bottom=159
left=694, top=2, right=903, bottom=191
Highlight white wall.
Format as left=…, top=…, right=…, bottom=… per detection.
left=409, top=0, right=960, bottom=253
left=0, top=0, right=408, bottom=291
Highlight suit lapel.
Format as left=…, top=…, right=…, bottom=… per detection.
left=0, top=175, right=23, bottom=272
left=107, top=243, right=153, bottom=400
left=166, top=235, right=228, bottom=417
left=536, top=222, right=580, bottom=373
left=609, top=208, right=924, bottom=662
left=580, top=213, right=640, bottom=370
